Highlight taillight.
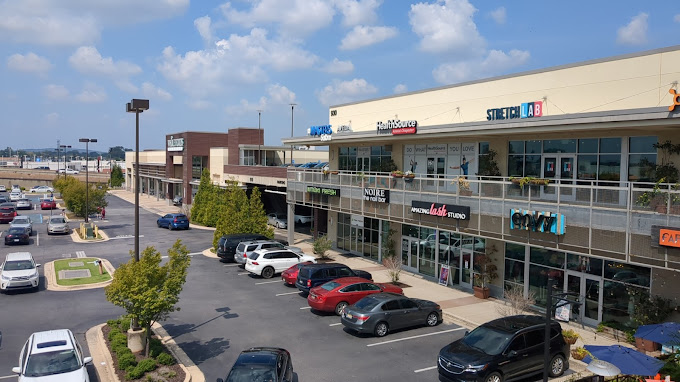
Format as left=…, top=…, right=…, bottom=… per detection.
left=252, top=261, right=259, bottom=265
left=307, top=280, right=311, bottom=287
left=356, top=315, right=369, bottom=322
left=243, top=252, right=247, bottom=258
left=174, top=218, right=178, bottom=222
left=317, top=294, right=325, bottom=302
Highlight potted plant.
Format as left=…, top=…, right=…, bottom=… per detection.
left=473, top=246, right=498, bottom=299
left=571, top=347, right=590, bottom=361
left=404, top=170, right=416, bottom=183
left=562, top=329, right=580, bottom=345
left=454, top=177, right=472, bottom=196
left=509, top=176, right=550, bottom=187
left=636, top=178, right=669, bottom=213
left=391, top=170, right=405, bottom=178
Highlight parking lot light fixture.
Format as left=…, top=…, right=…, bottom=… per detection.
left=79, top=138, right=97, bottom=223
left=59, top=144, right=71, bottom=179
left=126, top=99, right=149, bottom=264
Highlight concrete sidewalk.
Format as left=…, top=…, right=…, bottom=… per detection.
left=107, top=188, right=633, bottom=381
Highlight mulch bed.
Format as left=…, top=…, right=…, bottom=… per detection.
left=101, top=325, right=185, bottom=382
left=390, top=281, right=411, bottom=288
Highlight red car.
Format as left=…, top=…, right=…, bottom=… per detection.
left=281, top=261, right=314, bottom=286
left=41, top=198, right=57, bottom=210
left=307, top=277, right=404, bottom=315
left=0, top=205, right=17, bottom=223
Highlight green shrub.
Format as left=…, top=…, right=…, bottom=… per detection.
left=117, top=352, right=137, bottom=370
left=111, top=333, right=128, bottom=349
left=156, top=352, right=175, bottom=366
left=108, top=328, right=122, bottom=341
left=111, top=343, right=127, bottom=356
left=148, top=338, right=164, bottom=358
left=137, top=358, right=158, bottom=373
left=125, top=367, right=145, bottom=380
left=107, top=319, right=121, bottom=328
left=119, top=316, right=131, bottom=332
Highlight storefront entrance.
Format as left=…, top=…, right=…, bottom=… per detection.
left=565, top=271, right=603, bottom=326
left=460, top=247, right=474, bottom=288
left=401, top=238, right=418, bottom=272
left=542, top=154, right=576, bottom=200
left=350, top=226, right=364, bottom=253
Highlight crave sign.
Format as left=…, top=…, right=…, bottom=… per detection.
left=376, top=120, right=417, bottom=135
left=307, top=186, right=340, bottom=197
left=487, top=101, right=543, bottom=121
left=659, top=228, right=680, bottom=248
left=510, top=209, right=565, bottom=235
left=411, top=201, right=470, bottom=220
left=167, top=136, right=184, bottom=152
left=363, top=188, right=389, bottom=203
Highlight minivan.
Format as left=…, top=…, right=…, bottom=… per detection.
left=437, top=315, right=569, bottom=382
left=216, top=233, right=271, bottom=261
left=295, top=263, right=373, bottom=294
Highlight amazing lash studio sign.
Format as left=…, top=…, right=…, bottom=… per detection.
left=510, top=209, right=566, bottom=235
left=411, top=201, right=470, bottom=220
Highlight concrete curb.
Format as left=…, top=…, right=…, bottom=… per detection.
left=202, top=248, right=218, bottom=259
left=45, top=258, right=115, bottom=291
left=86, top=323, right=121, bottom=382
left=70, top=228, right=111, bottom=243
left=152, top=322, right=205, bottom=382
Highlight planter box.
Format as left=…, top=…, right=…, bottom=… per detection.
left=636, top=337, right=660, bottom=352
left=473, top=286, right=490, bottom=299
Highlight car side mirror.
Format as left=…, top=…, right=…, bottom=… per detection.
left=36, top=264, right=41, bottom=268
left=507, top=350, right=518, bottom=357
left=12, top=367, right=20, bottom=374
left=464, top=330, right=469, bottom=336
left=83, top=357, right=93, bottom=364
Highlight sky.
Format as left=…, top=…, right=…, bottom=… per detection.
left=1, top=0, right=679, bottom=152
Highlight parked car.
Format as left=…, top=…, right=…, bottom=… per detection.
left=234, top=240, right=287, bottom=265
left=5, top=227, right=30, bottom=245
left=0, top=252, right=40, bottom=292
left=13, top=328, right=92, bottom=381
left=47, top=216, right=70, bottom=235
left=437, top=315, right=569, bottom=382
left=308, top=277, right=404, bottom=315
left=246, top=248, right=317, bottom=279
left=293, top=213, right=312, bottom=225
left=267, top=213, right=288, bottom=229
left=341, top=293, right=442, bottom=337
left=0, top=195, right=8, bottom=204
left=9, top=191, right=23, bottom=201
left=217, top=347, right=293, bottom=382
left=15, top=198, right=32, bottom=210
left=10, top=216, right=32, bottom=235
left=295, top=263, right=373, bottom=294
left=281, top=261, right=314, bottom=286
left=0, top=204, right=18, bottom=223
left=156, top=213, right=190, bottom=230
left=0, top=185, right=5, bottom=191
left=216, top=233, right=271, bottom=261
left=29, top=185, right=54, bottom=193
left=41, top=198, right=57, bottom=210
left=65, top=168, right=79, bottom=174
left=172, top=196, right=183, bottom=206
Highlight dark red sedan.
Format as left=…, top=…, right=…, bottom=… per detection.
left=41, top=198, right=57, bottom=210
left=281, top=261, right=314, bottom=286
left=0, top=205, right=17, bottom=223
left=307, top=277, right=404, bottom=315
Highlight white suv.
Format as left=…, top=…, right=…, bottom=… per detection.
left=245, top=248, right=316, bottom=279
left=13, top=329, right=92, bottom=381
left=0, top=252, right=40, bottom=292
left=234, top=240, right=286, bottom=265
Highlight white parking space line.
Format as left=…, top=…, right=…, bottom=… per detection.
left=329, top=323, right=342, bottom=326
left=36, top=232, right=39, bottom=246
left=299, top=306, right=312, bottom=310
left=161, top=253, right=200, bottom=259
left=0, top=375, right=17, bottom=380
left=255, top=280, right=282, bottom=285
left=414, top=366, right=437, bottom=373
left=76, top=251, right=86, bottom=258
left=366, top=327, right=465, bottom=347
left=223, top=264, right=240, bottom=267
left=275, top=291, right=300, bottom=296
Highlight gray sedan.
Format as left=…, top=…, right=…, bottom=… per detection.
left=15, top=198, right=32, bottom=210
left=341, top=293, right=442, bottom=337
left=267, top=213, right=287, bottom=229
left=47, top=216, right=70, bottom=235
left=10, top=216, right=32, bottom=235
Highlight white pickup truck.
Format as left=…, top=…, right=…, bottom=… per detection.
left=294, top=214, right=312, bottom=225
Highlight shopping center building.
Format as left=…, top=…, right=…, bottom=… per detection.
left=283, top=45, right=680, bottom=326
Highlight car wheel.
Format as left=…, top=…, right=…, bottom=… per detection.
left=157, top=221, right=162, bottom=228
left=262, top=267, right=275, bottom=279
left=426, top=312, right=439, bottom=327
left=485, top=372, right=502, bottom=382
left=549, top=354, right=566, bottom=377
left=335, top=301, right=348, bottom=316
left=374, top=322, right=388, bottom=337
left=276, top=222, right=281, bottom=229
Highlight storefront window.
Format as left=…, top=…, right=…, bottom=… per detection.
left=604, top=261, right=650, bottom=287
left=505, top=259, right=524, bottom=286
left=528, top=264, right=564, bottom=308
left=566, top=254, right=603, bottom=276
left=628, top=136, right=657, bottom=182
left=577, top=155, right=598, bottom=180
left=526, top=140, right=542, bottom=154
left=579, top=139, right=598, bottom=153
left=509, top=141, right=524, bottom=154
left=598, top=154, right=621, bottom=181
left=525, top=155, right=541, bottom=176
left=602, top=282, right=645, bottom=327
left=191, top=156, right=207, bottom=180
left=530, top=247, right=565, bottom=269
left=505, top=243, right=526, bottom=260
left=544, top=139, right=576, bottom=153
left=629, top=136, right=657, bottom=153
left=508, top=155, right=524, bottom=176
left=600, top=138, right=622, bottom=153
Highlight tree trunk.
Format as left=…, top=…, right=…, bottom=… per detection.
left=145, top=323, right=151, bottom=356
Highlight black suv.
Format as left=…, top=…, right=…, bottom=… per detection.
left=438, top=315, right=569, bottom=382
left=216, top=233, right=271, bottom=261
left=295, top=263, right=372, bottom=294
left=217, top=347, right=294, bottom=382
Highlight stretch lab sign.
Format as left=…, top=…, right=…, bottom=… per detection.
left=411, top=201, right=470, bottom=220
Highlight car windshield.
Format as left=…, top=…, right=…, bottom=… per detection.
left=226, top=365, right=276, bottom=382
left=8, top=228, right=25, bottom=234
left=354, top=296, right=381, bottom=310
left=13, top=217, right=29, bottom=223
left=24, top=349, right=80, bottom=377
left=320, top=281, right=341, bottom=291
left=50, top=217, right=66, bottom=224
left=462, top=326, right=513, bottom=355
left=4, top=260, right=34, bottom=271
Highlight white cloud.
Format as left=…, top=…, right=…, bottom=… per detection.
left=142, top=82, right=172, bottom=101
left=433, top=49, right=530, bottom=84
left=194, top=16, right=213, bottom=43
left=69, top=46, right=142, bottom=77
left=617, top=13, right=648, bottom=45
left=339, top=25, right=398, bottom=50
left=409, top=0, right=485, bottom=56
left=0, top=0, right=188, bottom=46
left=675, top=14, right=680, bottom=23
left=221, top=0, right=335, bottom=38
left=225, top=83, right=296, bottom=115
left=393, top=84, right=408, bottom=94
left=490, top=7, right=506, bottom=24
left=158, top=28, right=318, bottom=97
left=116, top=80, right=139, bottom=93
left=76, top=84, right=107, bottom=103
left=45, top=113, right=60, bottom=123
left=44, top=84, right=70, bottom=100
left=187, top=99, right=213, bottom=110
left=7, top=53, right=52, bottom=75
left=267, top=84, right=296, bottom=104
left=316, top=78, right=378, bottom=105
left=334, top=0, right=382, bottom=27
left=323, top=58, right=354, bottom=74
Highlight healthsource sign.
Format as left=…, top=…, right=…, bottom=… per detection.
left=376, top=120, right=417, bottom=135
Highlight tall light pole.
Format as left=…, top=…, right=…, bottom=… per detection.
left=59, top=144, right=71, bottom=179
left=79, top=138, right=97, bottom=223
left=290, top=103, right=296, bottom=165
left=257, top=110, right=262, bottom=165
left=126, top=99, right=149, bottom=264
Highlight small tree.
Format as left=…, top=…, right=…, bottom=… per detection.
left=110, top=164, right=125, bottom=187
left=496, top=284, right=536, bottom=316
left=313, top=235, right=333, bottom=260
left=105, top=240, right=191, bottom=356
left=190, top=169, right=213, bottom=225
left=473, top=245, right=499, bottom=290
left=381, top=227, right=402, bottom=283
left=212, top=181, right=273, bottom=250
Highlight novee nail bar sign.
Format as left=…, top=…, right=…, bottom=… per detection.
left=411, top=201, right=470, bottom=220
left=364, top=188, right=389, bottom=203
left=510, top=209, right=565, bottom=235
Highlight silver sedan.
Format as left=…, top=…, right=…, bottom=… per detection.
left=10, top=216, right=32, bottom=235
left=15, top=198, right=32, bottom=210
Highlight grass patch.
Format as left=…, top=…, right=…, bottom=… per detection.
left=54, top=257, right=111, bottom=286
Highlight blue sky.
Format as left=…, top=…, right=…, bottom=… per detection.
left=1, top=0, right=679, bottom=151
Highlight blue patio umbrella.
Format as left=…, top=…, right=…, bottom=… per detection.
left=635, top=322, right=680, bottom=345
left=583, top=345, right=664, bottom=376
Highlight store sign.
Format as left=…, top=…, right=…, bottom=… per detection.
left=376, top=119, right=418, bottom=135
left=306, top=186, right=340, bottom=197
left=652, top=225, right=680, bottom=248
left=331, top=109, right=337, bottom=116
left=363, top=188, right=389, bottom=203
left=670, top=89, right=680, bottom=112
left=336, top=124, right=352, bottom=133
left=509, top=209, right=565, bottom=235
left=351, top=215, right=363, bottom=227
left=167, top=136, right=184, bottom=152
left=308, top=124, right=332, bottom=142
left=411, top=201, right=470, bottom=220
left=487, top=101, right=543, bottom=121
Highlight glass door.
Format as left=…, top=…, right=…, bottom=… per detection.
left=460, top=247, right=473, bottom=288
left=542, top=154, right=576, bottom=201
left=565, top=271, right=602, bottom=326
left=401, top=238, right=418, bottom=272
left=350, top=226, right=363, bottom=254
